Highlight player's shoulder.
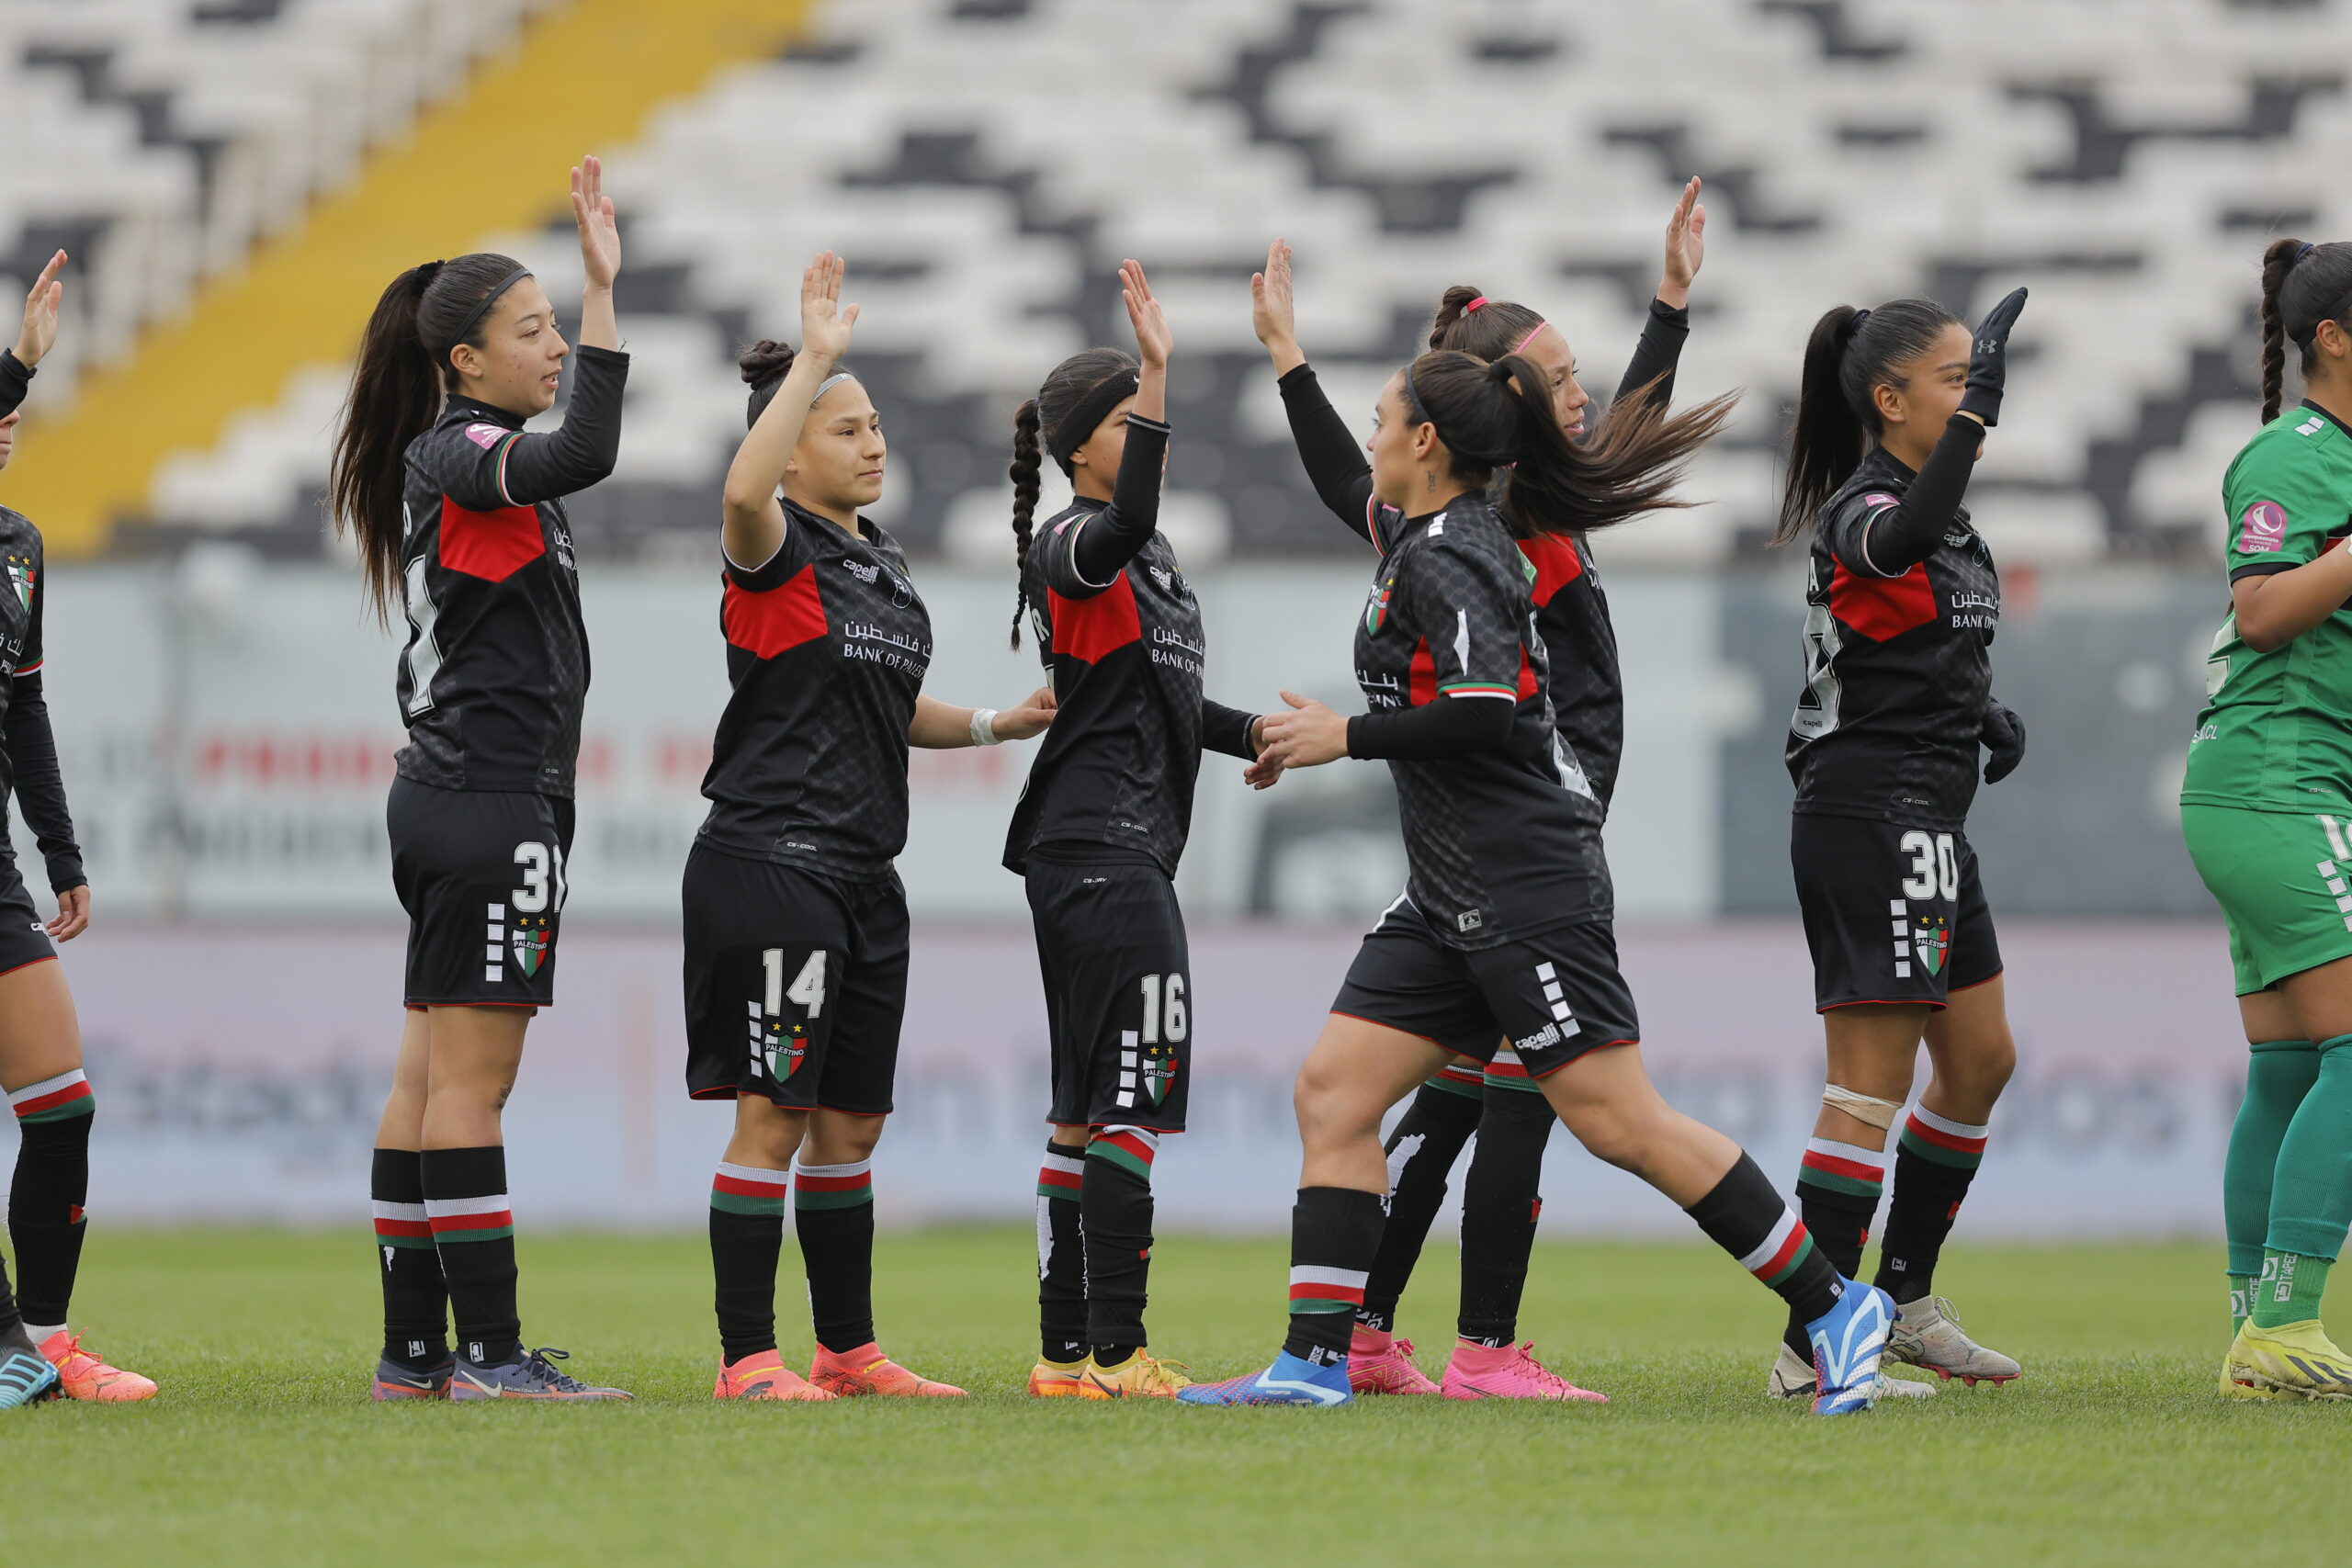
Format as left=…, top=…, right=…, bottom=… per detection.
left=1416, top=494, right=1516, bottom=560
left=1822, top=457, right=1906, bottom=531
left=2232, top=405, right=2352, bottom=489
left=409, top=402, right=517, bottom=471
left=0, top=505, right=41, bottom=552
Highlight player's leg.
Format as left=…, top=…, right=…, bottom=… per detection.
left=710, top=1095, right=829, bottom=1401
left=1024, top=865, right=1093, bottom=1394
left=369, top=1009, right=448, bottom=1399
left=0, top=923, right=76, bottom=1408
left=2224, top=987, right=2315, bottom=1342
left=1347, top=1056, right=1478, bottom=1394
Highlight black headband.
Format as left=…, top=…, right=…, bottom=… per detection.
left=437, top=266, right=534, bottom=360
left=1045, top=369, right=1141, bottom=466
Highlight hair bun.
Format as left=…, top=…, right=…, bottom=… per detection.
left=740, top=338, right=797, bottom=386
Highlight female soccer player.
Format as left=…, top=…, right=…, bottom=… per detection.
left=1181, top=343, right=1898, bottom=1416
left=1769, top=288, right=2031, bottom=1398
left=2185, top=237, right=2352, bottom=1401
left=1007, top=261, right=1270, bottom=1401
left=331, top=158, right=632, bottom=1402
left=0, top=252, right=153, bottom=1408
left=1296, top=181, right=1707, bottom=1403
left=687, top=254, right=1051, bottom=1402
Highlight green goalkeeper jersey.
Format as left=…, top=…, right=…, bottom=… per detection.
left=2182, top=400, right=2352, bottom=815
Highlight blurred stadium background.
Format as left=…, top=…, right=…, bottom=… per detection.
left=0, top=0, right=2318, bottom=1235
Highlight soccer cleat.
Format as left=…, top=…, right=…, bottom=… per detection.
left=1027, top=1354, right=1091, bottom=1398
left=714, top=1349, right=834, bottom=1402
left=1174, top=1348, right=1351, bottom=1406
left=1440, top=1339, right=1607, bottom=1404
left=1766, top=1342, right=1938, bottom=1403
left=1804, top=1280, right=1895, bottom=1416
left=40, top=1331, right=157, bottom=1403
left=0, top=1344, right=58, bottom=1408
left=2224, top=1319, right=2352, bottom=1402
left=1347, top=1329, right=1440, bottom=1396
left=372, top=1355, right=453, bottom=1401
left=1076, top=1350, right=1193, bottom=1399
left=1886, top=1295, right=2020, bottom=1385
left=2218, top=1349, right=2299, bottom=1402
left=808, top=1342, right=967, bottom=1397
left=448, top=1346, right=632, bottom=1401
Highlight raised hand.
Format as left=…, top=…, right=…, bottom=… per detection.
left=1121, top=259, right=1170, bottom=369
left=1252, top=239, right=1297, bottom=349
left=800, top=252, right=860, bottom=362
left=571, top=155, right=621, bottom=290
left=1958, top=287, right=2028, bottom=427
left=14, top=250, right=65, bottom=368
left=1659, top=177, right=1705, bottom=308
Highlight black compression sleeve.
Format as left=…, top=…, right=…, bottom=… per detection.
left=1276, top=365, right=1376, bottom=542
left=0, top=676, right=82, bottom=891
left=1611, top=299, right=1690, bottom=412
left=1345, top=695, right=1515, bottom=761
left=496, top=344, right=629, bottom=505
left=0, top=351, right=32, bottom=423
left=1201, top=700, right=1260, bottom=761
left=1069, top=414, right=1171, bottom=583
left=1859, top=416, right=1982, bottom=576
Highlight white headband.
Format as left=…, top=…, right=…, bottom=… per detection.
left=811, top=370, right=857, bottom=405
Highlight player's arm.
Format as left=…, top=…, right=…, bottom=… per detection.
left=1066, top=261, right=1172, bottom=587
left=0, top=567, right=88, bottom=938
left=1, top=249, right=65, bottom=422
left=722, top=253, right=859, bottom=569
left=908, top=688, right=1055, bottom=750
left=2232, top=553, right=2352, bottom=651
left=1610, top=177, right=1702, bottom=412
left=1256, top=240, right=1380, bottom=543
left=1200, top=699, right=1266, bottom=761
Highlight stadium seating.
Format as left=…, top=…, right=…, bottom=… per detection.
left=108, top=0, right=2352, bottom=565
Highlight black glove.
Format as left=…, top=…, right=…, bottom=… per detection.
left=1957, top=287, right=2027, bottom=428
left=1980, top=699, right=2025, bottom=784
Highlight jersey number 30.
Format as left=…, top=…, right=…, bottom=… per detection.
left=1898, top=829, right=1958, bottom=902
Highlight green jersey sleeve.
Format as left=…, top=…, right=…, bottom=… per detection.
left=2225, top=415, right=2352, bottom=580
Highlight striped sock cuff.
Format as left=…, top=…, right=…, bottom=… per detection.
left=424, top=1191, right=514, bottom=1245
left=371, top=1200, right=435, bottom=1249
left=1482, top=1047, right=1544, bottom=1093
left=1797, top=1136, right=1886, bottom=1198
left=793, top=1157, right=874, bottom=1210
left=1288, top=1263, right=1371, bottom=1314
left=1087, top=1127, right=1160, bottom=1182
left=9, top=1068, right=93, bottom=1123
left=1736, top=1207, right=1818, bottom=1289
left=1036, top=1149, right=1085, bottom=1201
left=1426, top=1062, right=1486, bottom=1100
left=1900, top=1106, right=1990, bottom=1168
left=712, top=1162, right=790, bottom=1217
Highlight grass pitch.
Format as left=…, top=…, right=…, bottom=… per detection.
left=7, top=1228, right=2341, bottom=1567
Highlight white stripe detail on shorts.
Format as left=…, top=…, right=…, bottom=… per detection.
left=2323, top=816, right=2350, bottom=861
left=1907, top=1104, right=1989, bottom=1139
left=1736, top=1209, right=1800, bottom=1276
left=7, top=1069, right=86, bottom=1108
left=424, top=1193, right=513, bottom=1219
left=1289, top=1264, right=1371, bottom=1291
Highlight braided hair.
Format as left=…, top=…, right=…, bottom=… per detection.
left=1006, top=346, right=1140, bottom=649
left=2258, top=237, right=2352, bottom=423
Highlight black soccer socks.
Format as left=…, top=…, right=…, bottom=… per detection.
left=709, top=1162, right=788, bottom=1361
left=794, top=1157, right=876, bottom=1354
left=1283, top=1186, right=1389, bottom=1365
left=1035, top=1138, right=1089, bottom=1362
left=370, top=1147, right=448, bottom=1370
left=1874, top=1108, right=1989, bottom=1304
left=1684, top=1152, right=1842, bottom=1325
left=1357, top=1079, right=1481, bottom=1333
left=9, top=1096, right=92, bottom=1330
left=1457, top=1087, right=1553, bottom=1346
left=421, top=1145, right=520, bottom=1365
left=1083, top=1131, right=1159, bottom=1353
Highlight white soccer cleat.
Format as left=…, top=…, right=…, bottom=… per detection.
left=1886, top=1294, right=2020, bottom=1386
left=1766, top=1343, right=1939, bottom=1403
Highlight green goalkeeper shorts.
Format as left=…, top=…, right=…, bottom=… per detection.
left=2181, top=802, right=2352, bottom=994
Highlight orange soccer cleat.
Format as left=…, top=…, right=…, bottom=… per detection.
left=713, top=1348, right=835, bottom=1402
left=40, top=1331, right=157, bottom=1403
left=808, top=1341, right=967, bottom=1397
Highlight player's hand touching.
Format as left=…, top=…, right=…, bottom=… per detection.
left=991, top=685, right=1057, bottom=742
left=1257, top=689, right=1350, bottom=771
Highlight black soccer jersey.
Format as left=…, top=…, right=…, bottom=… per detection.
left=697, top=503, right=930, bottom=881
left=0, top=506, right=80, bottom=889
left=1522, top=533, right=1623, bottom=809
left=1355, top=496, right=1611, bottom=948
left=1005, top=493, right=1212, bottom=877
left=1786, top=447, right=2000, bottom=830
left=391, top=344, right=628, bottom=796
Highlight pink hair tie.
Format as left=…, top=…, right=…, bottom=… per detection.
left=1465, top=296, right=1489, bottom=311
left=1511, top=321, right=1545, bottom=355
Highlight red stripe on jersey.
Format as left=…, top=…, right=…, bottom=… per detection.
left=437, top=497, right=546, bottom=582
left=1046, top=576, right=1142, bottom=666
left=1408, top=638, right=1436, bottom=705
left=1827, top=560, right=1937, bottom=641
left=723, top=563, right=828, bottom=660
left=1520, top=535, right=1585, bottom=607
left=1516, top=646, right=1537, bottom=699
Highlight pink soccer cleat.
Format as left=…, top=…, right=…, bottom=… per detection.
left=40, top=1331, right=157, bottom=1403
left=808, top=1341, right=967, bottom=1397
left=1347, top=1325, right=1440, bottom=1395
left=1440, top=1339, right=1607, bottom=1403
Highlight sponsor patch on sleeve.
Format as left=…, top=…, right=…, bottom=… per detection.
left=463, top=423, right=508, bottom=452
left=1860, top=492, right=1898, bottom=509
left=2235, top=499, right=2289, bottom=556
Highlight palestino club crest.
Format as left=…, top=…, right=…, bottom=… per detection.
left=764, top=1019, right=809, bottom=1081
left=1139, top=1043, right=1179, bottom=1108
left=512, top=915, right=552, bottom=977
left=1365, top=575, right=1396, bottom=636
left=5, top=555, right=32, bottom=613
left=1913, top=913, right=1951, bottom=976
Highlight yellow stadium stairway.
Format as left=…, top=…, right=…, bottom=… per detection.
left=6, top=0, right=818, bottom=557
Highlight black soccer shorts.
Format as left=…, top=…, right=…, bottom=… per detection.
left=388, top=776, right=573, bottom=1009
left=1791, top=812, right=2003, bottom=1012
left=1329, top=895, right=1637, bottom=1078
left=0, top=852, right=58, bottom=978
left=1024, top=856, right=1192, bottom=1134
left=681, top=843, right=907, bottom=1116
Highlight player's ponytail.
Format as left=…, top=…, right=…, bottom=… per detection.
left=1008, top=397, right=1042, bottom=649
left=2260, top=237, right=2352, bottom=424
left=1775, top=297, right=1959, bottom=547
left=1428, top=285, right=1544, bottom=360
left=331, top=251, right=528, bottom=622
left=1405, top=349, right=1733, bottom=538
left=740, top=338, right=799, bottom=427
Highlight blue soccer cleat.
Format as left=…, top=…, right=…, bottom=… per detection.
left=448, top=1346, right=631, bottom=1402
left=1805, top=1279, right=1895, bottom=1416
left=0, top=1344, right=60, bottom=1409
left=1175, top=1349, right=1352, bottom=1406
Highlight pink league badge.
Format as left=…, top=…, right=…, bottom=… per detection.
left=463, top=423, right=506, bottom=451
left=2236, top=499, right=2288, bottom=555
left=1861, top=492, right=1898, bottom=508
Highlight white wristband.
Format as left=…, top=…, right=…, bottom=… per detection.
left=969, top=707, right=1001, bottom=747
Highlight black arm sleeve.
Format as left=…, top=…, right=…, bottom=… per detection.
left=1345, top=694, right=1515, bottom=761
left=1201, top=699, right=1260, bottom=761
left=494, top=344, right=630, bottom=506
left=1276, top=364, right=1377, bottom=543
left=1611, top=298, right=1690, bottom=412
left=1855, top=416, right=1982, bottom=576
left=0, top=350, right=32, bottom=423
left=1, top=675, right=82, bottom=890
left=1068, top=414, right=1171, bottom=583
